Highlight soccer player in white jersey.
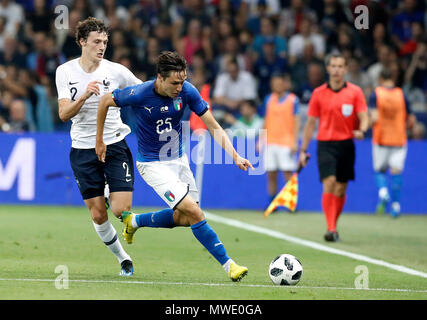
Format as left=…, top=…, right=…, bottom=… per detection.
left=95, top=51, right=251, bottom=282
left=55, top=17, right=142, bottom=276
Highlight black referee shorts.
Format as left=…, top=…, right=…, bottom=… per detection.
left=70, top=139, right=134, bottom=200
left=317, top=139, right=355, bottom=183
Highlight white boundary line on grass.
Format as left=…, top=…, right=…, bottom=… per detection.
left=204, top=211, right=427, bottom=279
left=0, top=278, right=426, bottom=293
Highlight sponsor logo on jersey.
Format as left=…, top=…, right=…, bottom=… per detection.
left=160, top=106, right=169, bottom=113
left=69, top=81, right=79, bottom=85
left=173, top=97, right=183, bottom=111
left=164, top=190, right=175, bottom=202
left=144, top=106, right=154, bottom=114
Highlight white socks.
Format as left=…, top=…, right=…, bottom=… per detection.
left=379, top=187, right=390, bottom=201
left=222, top=258, right=234, bottom=273
left=93, top=220, right=131, bottom=264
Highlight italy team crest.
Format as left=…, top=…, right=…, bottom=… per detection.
left=164, top=190, right=175, bottom=202
left=173, top=97, right=183, bottom=111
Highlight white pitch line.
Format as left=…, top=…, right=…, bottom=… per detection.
left=0, top=278, right=426, bottom=294
left=205, top=212, right=427, bottom=279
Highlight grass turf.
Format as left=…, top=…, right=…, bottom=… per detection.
left=0, top=205, right=426, bottom=300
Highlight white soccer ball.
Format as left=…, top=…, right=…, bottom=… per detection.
left=269, top=254, right=303, bottom=285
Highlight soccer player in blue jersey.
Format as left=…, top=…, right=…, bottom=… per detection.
left=95, top=51, right=252, bottom=282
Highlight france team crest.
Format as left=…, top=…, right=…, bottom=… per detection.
left=173, top=97, right=183, bottom=111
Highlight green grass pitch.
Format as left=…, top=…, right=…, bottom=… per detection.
left=0, top=205, right=426, bottom=300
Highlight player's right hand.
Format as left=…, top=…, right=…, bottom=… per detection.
left=235, top=155, right=254, bottom=172
left=96, top=141, right=106, bottom=163
left=298, top=151, right=310, bottom=168
left=82, top=80, right=102, bottom=100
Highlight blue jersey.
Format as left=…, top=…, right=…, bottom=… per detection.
left=112, top=80, right=209, bottom=162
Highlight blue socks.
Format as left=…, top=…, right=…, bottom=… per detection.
left=135, top=208, right=175, bottom=228
left=375, top=172, right=387, bottom=190
left=135, top=210, right=230, bottom=266
left=390, top=174, right=402, bottom=204
left=191, top=220, right=230, bottom=265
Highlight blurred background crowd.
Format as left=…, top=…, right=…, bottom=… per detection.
left=0, top=0, right=426, bottom=139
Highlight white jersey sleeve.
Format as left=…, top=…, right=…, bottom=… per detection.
left=55, top=65, right=71, bottom=100
left=115, top=63, right=143, bottom=88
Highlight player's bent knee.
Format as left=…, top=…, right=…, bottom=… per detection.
left=91, top=210, right=108, bottom=225
left=110, top=205, right=130, bottom=218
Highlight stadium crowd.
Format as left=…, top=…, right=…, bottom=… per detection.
left=0, top=0, right=426, bottom=139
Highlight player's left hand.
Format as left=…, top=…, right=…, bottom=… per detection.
left=235, top=155, right=254, bottom=171
left=96, top=141, right=107, bottom=163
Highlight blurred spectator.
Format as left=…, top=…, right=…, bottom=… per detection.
left=288, top=16, right=325, bottom=65
left=152, top=20, right=174, bottom=53
left=0, top=16, right=5, bottom=51
left=398, top=22, right=425, bottom=57
left=58, top=10, right=83, bottom=60
left=290, top=41, right=323, bottom=94
left=139, top=37, right=160, bottom=81
left=0, top=0, right=24, bottom=37
left=0, top=89, right=13, bottom=130
left=226, top=99, right=263, bottom=139
left=110, top=29, right=132, bottom=62
left=408, top=121, right=426, bottom=139
left=391, top=0, right=425, bottom=52
left=345, top=57, right=373, bottom=100
left=176, top=18, right=212, bottom=67
left=13, top=68, right=54, bottom=132
left=251, top=17, right=287, bottom=61
left=216, top=35, right=247, bottom=74
left=360, top=23, right=392, bottom=67
left=244, top=0, right=267, bottom=35
left=404, top=42, right=427, bottom=112
left=212, top=57, right=257, bottom=126
left=297, top=62, right=325, bottom=104
left=278, top=0, right=317, bottom=38
left=318, top=0, right=351, bottom=50
left=0, top=36, right=27, bottom=66
left=213, top=17, right=235, bottom=54
left=367, top=44, right=395, bottom=88
left=72, top=0, right=94, bottom=20
left=7, top=99, right=30, bottom=133
left=189, top=49, right=215, bottom=84
left=242, top=0, right=281, bottom=18
left=170, top=0, right=211, bottom=43
left=25, top=0, right=53, bottom=36
left=253, top=38, right=288, bottom=100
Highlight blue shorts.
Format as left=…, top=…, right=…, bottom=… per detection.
left=70, top=139, right=134, bottom=200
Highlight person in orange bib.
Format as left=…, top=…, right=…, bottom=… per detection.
left=259, top=73, right=300, bottom=210
left=369, top=69, right=416, bottom=217
left=298, top=53, right=369, bottom=242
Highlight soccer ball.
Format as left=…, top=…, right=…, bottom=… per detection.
left=269, top=254, right=303, bottom=285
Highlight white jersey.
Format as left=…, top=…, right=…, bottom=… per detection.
left=55, top=58, right=142, bottom=149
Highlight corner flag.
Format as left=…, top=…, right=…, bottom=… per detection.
left=264, top=156, right=309, bottom=218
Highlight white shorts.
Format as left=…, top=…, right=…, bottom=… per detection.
left=136, top=154, right=199, bottom=209
left=264, top=144, right=297, bottom=172
left=372, top=144, right=407, bottom=172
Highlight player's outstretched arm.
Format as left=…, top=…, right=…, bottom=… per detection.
left=200, top=110, right=254, bottom=171
left=96, top=92, right=117, bottom=162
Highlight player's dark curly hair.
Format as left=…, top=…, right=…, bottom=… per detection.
left=75, top=17, right=109, bottom=48
left=156, top=51, right=187, bottom=78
